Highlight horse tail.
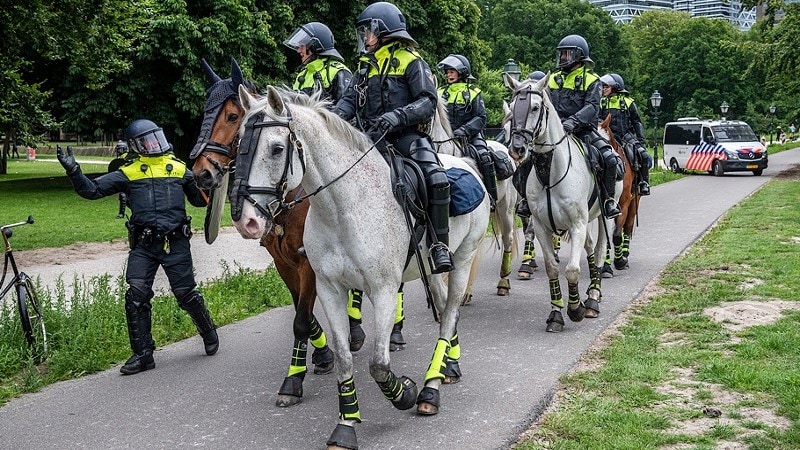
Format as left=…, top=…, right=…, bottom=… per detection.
left=464, top=236, right=486, bottom=303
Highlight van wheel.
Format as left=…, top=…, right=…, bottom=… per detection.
left=753, top=169, right=763, bottom=176
left=669, top=158, right=681, bottom=173
left=712, top=160, right=724, bottom=177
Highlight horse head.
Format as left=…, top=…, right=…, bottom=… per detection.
left=230, top=85, right=307, bottom=239
left=504, top=72, right=561, bottom=162
left=191, top=58, right=254, bottom=190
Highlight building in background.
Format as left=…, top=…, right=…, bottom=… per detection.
left=589, top=0, right=757, bottom=31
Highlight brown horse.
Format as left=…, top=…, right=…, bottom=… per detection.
left=598, top=114, right=640, bottom=275
left=192, top=58, right=374, bottom=408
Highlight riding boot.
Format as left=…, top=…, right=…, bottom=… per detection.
left=479, top=152, right=498, bottom=211
left=603, top=169, right=621, bottom=219
left=428, top=184, right=453, bottom=274
left=178, top=291, right=219, bottom=355
left=121, top=290, right=155, bottom=375
left=639, top=167, right=651, bottom=195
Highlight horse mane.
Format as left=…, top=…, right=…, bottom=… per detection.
left=435, top=97, right=454, bottom=137
left=252, top=86, right=374, bottom=152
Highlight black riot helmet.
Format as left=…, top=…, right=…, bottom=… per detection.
left=356, top=2, right=417, bottom=53
left=114, top=140, right=128, bottom=156
left=556, top=34, right=594, bottom=71
left=124, top=119, right=171, bottom=156
left=283, top=22, right=344, bottom=61
left=600, top=73, right=628, bottom=94
left=436, top=54, right=475, bottom=81
left=528, top=70, right=546, bottom=81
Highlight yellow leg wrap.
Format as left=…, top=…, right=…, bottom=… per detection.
left=447, top=334, right=461, bottom=360
left=287, top=340, right=308, bottom=377
left=424, top=338, right=450, bottom=382
left=501, top=251, right=513, bottom=277
left=337, top=377, right=361, bottom=422
left=549, top=278, right=565, bottom=309
left=394, top=291, right=404, bottom=324
left=310, top=331, right=326, bottom=349
left=522, top=240, right=535, bottom=261
left=348, top=289, right=363, bottom=321
left=552, top=235, right=561, bottom=251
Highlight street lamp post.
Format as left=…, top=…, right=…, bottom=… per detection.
left=769, top=105, right=777, bottom=144
left=502, top=59, right=521, bottom=89
left=650, top=90, right=662, bottom=167
left=720, top=101, right=729, bottom=121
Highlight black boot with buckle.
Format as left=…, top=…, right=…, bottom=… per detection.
left=120, top=290, right=156, bottom=375
left=179, top=291, right=219, bottom=355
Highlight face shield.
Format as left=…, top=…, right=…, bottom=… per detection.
left=356, top=20, right=382, bottom=54
left=283, top=26, right=313, bottom=51
left=129, top=128, right=170, bottom=155
left=556, top=47, right=581, bottom=69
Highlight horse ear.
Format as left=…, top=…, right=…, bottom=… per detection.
left=239, top=84, right=259, bottom=112
left=503, top=100, right=511, bottom=115
left=201, top=58, right=222, bottom=85
left=504, top=72, right=520, bottom=91
left=231, top=58, right=244, bottom=87
left=266, top=86, right=287, bottom=115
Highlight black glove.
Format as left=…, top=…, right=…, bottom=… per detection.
left=57, top=145, right=81, bottom=176
left=562, top=118, right=578, bottom=134
left=453, top=128, right=468, bottom=139
left=375, top=111, right=403, bottom=134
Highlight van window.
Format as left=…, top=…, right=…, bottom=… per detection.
left=703, top=127, right=714, bottom=143
left=664, top=123, right=701, bottom=145
left=710, top=124, right=758, bottom=142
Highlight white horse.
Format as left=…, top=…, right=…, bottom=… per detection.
left=504, top=73, right=620, bottom=332
left=232, top=85, right=490, bottom=449
left=430, top=100, right=519, bottom=299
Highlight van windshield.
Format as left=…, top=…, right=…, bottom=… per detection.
left=711, top=124, right=758, bottom=142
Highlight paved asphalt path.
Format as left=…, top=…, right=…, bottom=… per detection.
left=2, top=150, right=799, bottom=450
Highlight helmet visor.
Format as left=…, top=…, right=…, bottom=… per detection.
left=130, top=129, right=169, bottom=155
left=283, top=26, right=313, bottom=51
left=356, top=19, right=382, bottom=54
left=556, top=47, right=581, bottom=69
left=436, top=55, right=463, bottom=74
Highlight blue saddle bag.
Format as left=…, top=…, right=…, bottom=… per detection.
left=446, top=167, right=485, bottom=216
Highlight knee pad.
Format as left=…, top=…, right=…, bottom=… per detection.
left=427, top=168, right=449, bottom=191
left=125, top=287, right=151, bottom=309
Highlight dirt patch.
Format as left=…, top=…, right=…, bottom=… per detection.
left=15, top=240, right=130, bottom=267
left=773, top=163, right=800, bottom=181
left=703, top=299, right=800, bottom=332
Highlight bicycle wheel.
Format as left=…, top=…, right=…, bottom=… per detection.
left=17, top=278, right=48, bottom=359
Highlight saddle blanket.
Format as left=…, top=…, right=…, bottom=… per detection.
left=447, top=167, right=485, bottom=216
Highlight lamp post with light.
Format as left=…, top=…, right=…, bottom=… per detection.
left=720, top=101, right=729, bottom=121
left=502, top=59, right=521, bottom=89
left=650, top=90, right=662, bottom=167
left=769, top=105, right=776, bottom=144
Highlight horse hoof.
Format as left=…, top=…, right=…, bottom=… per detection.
left=349, top=323, right=366, bottom=352
left=496, top=287, right=509, bottom=296
left=567, top=302, right=586, bottom=322
left=443, top=359, right=462, bottom=384
left=326, top=424, right=358, bottom=450
left=602, top=263, right=614, bottom=279
left=390, top=327, right=406, bottom=352
left=585, top=298, right=600, bottom=318
left=460, top=293, right=473, bottom=306
left=546, top=310, right=565, bottom=333
left=416, top=386, right=440, bottom=415
left=391, top=376, right=418, bottom=410
left=312, top=346, right=335, bottom=374
left=517, top=261, right=536, bottom=280
left=277, top=376, right=303, bottom=407
left=614, top=258, right=629, bottom=270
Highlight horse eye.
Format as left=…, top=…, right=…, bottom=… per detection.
left=271, top=144, right=285, bottom=157
left=227, top=113, right=239, bottom=122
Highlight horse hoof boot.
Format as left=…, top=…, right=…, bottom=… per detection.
left=390, top=326, right=406, bottom=352
left=545, top=310, right=565, bottom=333
left=326, top=424, right=358, bottom=450
left=443, top=359, right=462, bottom=384
left=496, top=278, right=511, bottom=296
left=312, top=346, right=335, bottom=374
left=349, top=322, right=366, bottom=352
left=391, top=376, right=418, bottom=410
left=517, top=260, right=536, bottom=280
left=602, top=263, right=614, bottom=279
left=120, top=351, right=155, bottom=375
left=276, top=376, right=303, bottom=407
left=416, top=386, right=441, bottom=415
left=585, top=298, right=600, bottom=319
left=613, top=257, right=629, bottom=271
left=567, top=302, right=586, bottom=322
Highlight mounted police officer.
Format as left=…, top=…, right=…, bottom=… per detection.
left=551, top=34, right=622, bottom=218
left=335, top=1, right=453, bottom=274
left=599, top=73, right=651, bottom=195
left=284, top=22, right=352, bottom=103
left=57, top=119, right=218, bottom=375
left=436, top=54, right=498, bottom=208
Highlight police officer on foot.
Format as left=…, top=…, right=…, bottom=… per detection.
left=436, top=54, right=498, bottom=209
left=284, top=22, right=352, bottom=103
left=550, top=34, right=622, bottom=218
left=599, top=73, right=651, bottom=195
left=335, top=1, right=453, bottom=273
left=58, top=119, right=219, bottom=375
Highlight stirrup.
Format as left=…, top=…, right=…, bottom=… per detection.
left=429, top=242, right=453, bottom=274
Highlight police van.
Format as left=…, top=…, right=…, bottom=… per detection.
left=662, top=118, right=768, bottom=176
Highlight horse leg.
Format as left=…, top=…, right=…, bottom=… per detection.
left=347, top=289, right=366, bottom=352
left=316, top=280, right=361, bottom=450
left=564, top=225, right=589, bottom=323
left=417, top=272, right=461, bottom=415
left=612, top=214, right=629, bottom=270
left=495, top=186, right=517, bottom=295
left=517, top=216, right=538, bottom=279
left=585, top=219, right=610, bottom=319
left=390, top=288, right=406, bottom=351
left=603, top=242, right=615, bottom=278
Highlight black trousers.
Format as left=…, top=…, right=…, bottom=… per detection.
left=126, top=235, right=197, bottom=301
